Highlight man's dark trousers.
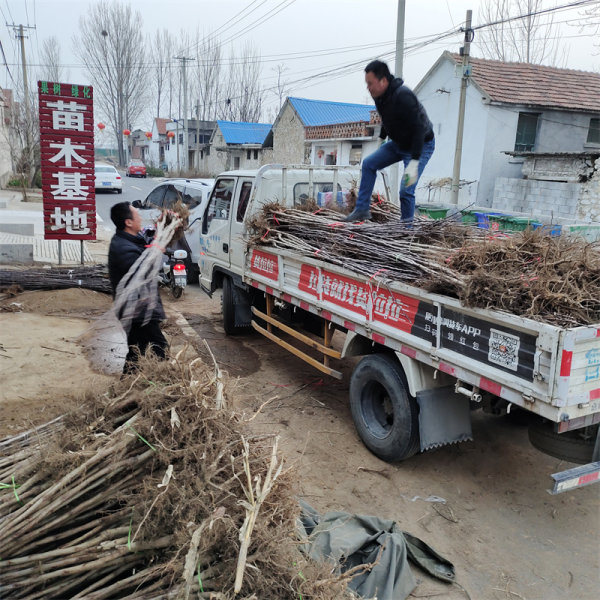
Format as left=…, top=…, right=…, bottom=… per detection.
left=123, top=319, right=167, bottom=374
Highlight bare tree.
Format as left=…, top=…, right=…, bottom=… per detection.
left=38, top=37, right=67, bottom=83
left=221, top=43, right=265, bottom=122
left=73, top=1, right=148, bottom=166
left=477, top=0, right=565, bottom=65
left=574, top=3, right=600, bottom=54
left=263, top=63, right=290, bottom=122
left=149, top=29, right=175, bottom=118
left=193, top=33, right=223, bottom=121
left=1, top=92, right=40, bottom=191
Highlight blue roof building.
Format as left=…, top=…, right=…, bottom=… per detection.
left=269, top=96, right=380, bottom=167
left=216, top=120, right=272, bottom=145
left=287, top=97, right=375, bottom=127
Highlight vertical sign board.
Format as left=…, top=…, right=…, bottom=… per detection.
left=38, top=81, right=95, bottom=240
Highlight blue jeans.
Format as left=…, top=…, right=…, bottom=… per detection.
left=356, top=137, right=435, bottom=220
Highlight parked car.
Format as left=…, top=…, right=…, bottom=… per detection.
left=126, top=159, right=147, bottom=178
left=132, top=178, right=215, bottom=282
left=94, top=164, right=122, bottom=193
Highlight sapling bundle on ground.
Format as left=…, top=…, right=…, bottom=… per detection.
left=0, top=265, right=111, bottom=294
left=0, top=352, right=353, bottom=599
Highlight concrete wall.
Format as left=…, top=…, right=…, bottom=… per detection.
left=493, top=158, right=600, bottom=222
left=416, top=59, right=488, bottom=206
left=272, top=102, right=306, bottom=164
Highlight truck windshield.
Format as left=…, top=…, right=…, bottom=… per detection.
left=204, top=178, right=234, bottom=233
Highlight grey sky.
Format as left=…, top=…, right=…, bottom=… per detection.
left=1, top=0, right=598, bottom=127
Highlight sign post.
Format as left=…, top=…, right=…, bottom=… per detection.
left=38, top=81, right=96, bottom=263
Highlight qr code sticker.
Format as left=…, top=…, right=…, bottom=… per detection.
left=488, top=329, right=520, bottom=371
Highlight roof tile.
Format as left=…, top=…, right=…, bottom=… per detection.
left=217, top=120, right=271, bottom=145
left=450, top=53, right=600, bottom=112
left=289, top=97, right=376, bottom=126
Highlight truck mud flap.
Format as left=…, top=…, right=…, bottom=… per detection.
left=416, top=386, right=473, bottom=452
left=232, top=285, right=252, bottom=327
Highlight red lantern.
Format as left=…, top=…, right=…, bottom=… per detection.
left=123, top=129, right=131, bottom=136
left=167, top=131, right=175, bottom=139
left=145, top=131, right=152, bottom=139
left=97, top=122, right=106, bottom=130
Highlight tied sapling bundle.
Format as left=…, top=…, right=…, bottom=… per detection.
left=112, top=210, right=183, bottom=333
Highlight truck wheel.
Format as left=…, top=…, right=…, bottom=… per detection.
left=222, top=276, right=237, bottom=335
left=528, top=421, right=596, bottom=464
left=349, top=354, right=420, bottom=462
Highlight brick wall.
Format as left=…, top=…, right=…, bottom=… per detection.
left=305, top=121, right=373, bottom=140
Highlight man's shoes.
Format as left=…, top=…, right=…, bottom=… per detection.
left=344, top=208, right=372, bottom=222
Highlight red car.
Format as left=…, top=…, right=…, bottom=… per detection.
left=126, top=159, right=147, bottom=178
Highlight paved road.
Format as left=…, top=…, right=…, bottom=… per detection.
left=95, top=172, right=162, bottom=236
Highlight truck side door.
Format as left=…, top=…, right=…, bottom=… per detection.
left=199, top=177, right=235, bottom=290
left=229, top=179, right=254, bottom=276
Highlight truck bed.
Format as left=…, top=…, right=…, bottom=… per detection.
left=245, top=246, right=600, bottom=427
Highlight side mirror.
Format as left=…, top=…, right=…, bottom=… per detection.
left=131, top=200, right=143, bottom=208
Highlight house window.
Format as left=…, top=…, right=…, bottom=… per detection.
left=514, top=113, right=539, bottom=152
left=349, top=144, right=362, bottom=165
left=233, top=156, right=240, bottom=169
left=253, top=149, right=258, bottom=160
left=586, top=117, right=600, bottom=145
left=246, top=149, right=251, bottom=160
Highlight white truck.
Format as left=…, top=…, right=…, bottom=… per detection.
left=196, top=164, right=600, bottom=494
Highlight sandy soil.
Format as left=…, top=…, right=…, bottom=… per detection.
left=0, top=285, right=598, bottom=599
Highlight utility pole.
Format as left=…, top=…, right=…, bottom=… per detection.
left=12, top=23, right=36, bottom=184
left=174, top=56, right=194, bottom=172
left=390, top=0, right=406, bottom=206
left=395, top=0, right=405, bottom=79
left=451, top=10, right=473, bottom=205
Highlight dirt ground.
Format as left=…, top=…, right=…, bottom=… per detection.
left=0, top=284, right=598, bottom=600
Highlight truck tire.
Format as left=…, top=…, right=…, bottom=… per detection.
left=349, top=354, right=420, bottom=462
left=222, top=276, right=252, bottom=336
left=222, top=276, right=237, bottom=335
left=528, top=421, right=596, bottom=464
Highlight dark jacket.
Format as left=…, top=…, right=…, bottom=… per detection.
left=108, top=229, right=165, bottom=321
left=375, top=77, right=434, bottom=160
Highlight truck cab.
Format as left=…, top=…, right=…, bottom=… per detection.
left=197, top=164, right=387, bottom=295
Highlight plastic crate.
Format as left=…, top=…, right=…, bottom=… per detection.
left=474, top=211, right=504, bottom=229
left=488, top=214, right=508, bottom=231
left=418, top=206, right=449, bottom=219
left=460, top=210, right=478, bottom=225
left=532, top=223, right=562, bottom=236
left=564, top=224, right=600, bottom=242
left=504, top=216, right=540, bottom=231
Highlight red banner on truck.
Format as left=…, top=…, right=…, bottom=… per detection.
left=38, top=81, right=95, bottom=240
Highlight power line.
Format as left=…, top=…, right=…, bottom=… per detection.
left=184, top=0, right=267, bottom=54
left=219, top=0, right=297, bottom=46
left=0, top=39, right=16, bottom=86
left=471, top=0, right=600, bottom=31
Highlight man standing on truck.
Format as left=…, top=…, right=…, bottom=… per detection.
left=108, top=201, right=168, bottom=374
left=346, top=60, right=435, bottom=222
